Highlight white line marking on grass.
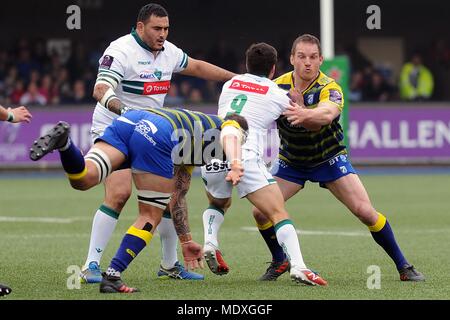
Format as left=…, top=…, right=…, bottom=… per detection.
left=0, top=216, right=75, bottom=223
left=0, top=215, right=137, bottom=223
left=241, top=227, right=450, bottom=236
left=241, top=226, right=370, bottom=237
left=0, top=233, right=91, bottom=240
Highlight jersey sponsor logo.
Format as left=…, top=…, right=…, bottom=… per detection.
left=143, top=81, right=171, bottom=95
left=229, top=79, right=269, bottom=95
left=138, top=61, right=152, bottom=65
left=204, top=161, right=230, bottom=172
left=140, top=69, right=164, bottom=80
left=329, top=89, right=342, bottom=104
left=100, top=55, right=114, bottom=69
left=306, top=94, right=314, bottom=105
left=135, top=120, right=158, bottom=146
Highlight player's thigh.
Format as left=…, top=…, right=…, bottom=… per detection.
left=246, top=184, right=287, bottom=223
left=325, top=173, right=374, bottom=214
left=274, top=176, right=303, bottom=201
left=104, top=168, right=133, bottom=199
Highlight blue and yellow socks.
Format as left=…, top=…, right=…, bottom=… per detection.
left=257, top=221, right=286, bottom=262
left=58, top=139, right=86, bottom=177
left=369, top=212, right=408, bottom=270
left=108, top=224, right=153, bottom=275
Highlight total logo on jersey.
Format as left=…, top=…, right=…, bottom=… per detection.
left=229, top=79, right=269, bottom=95
left=143, top=81, right=171, bottom=95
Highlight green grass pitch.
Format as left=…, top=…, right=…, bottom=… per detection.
left=0, top=172, right=449, bottom=300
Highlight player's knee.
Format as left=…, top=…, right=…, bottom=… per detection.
left=210, top=198, right=231, bottom=213
left=70, top=180, right=91, bottom=191
left=252, top=207, right=269, bottom=225
left=106, top=188, right=132, bottom=209
left=353, top=201, right=377, bottom=225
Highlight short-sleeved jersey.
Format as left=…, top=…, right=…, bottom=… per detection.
left=218, top=74, right=290, bottom=157
left=145, top=108, right=224, bottom=166
left=95, top=29, right=188, bottom=115
left=275, top=70, right=346, bottom=168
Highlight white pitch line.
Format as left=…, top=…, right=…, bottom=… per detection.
left=0, top=215, right=138, bottom=223
left=0, top=216, right=75, bottom=223
left=241, top=226, right=369, bottom=237
left=241, top=226, right=450, bottom=236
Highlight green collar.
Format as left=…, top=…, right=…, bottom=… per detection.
left=131, top=28, right=164, bottom=52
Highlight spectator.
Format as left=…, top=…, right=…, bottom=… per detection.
left=188, top=88, right=203, bottom=104
left=20, top=82, right=47, bottom=106
left=39, top=74, right=59, bottom=105
left=399, top=53, right=434, bottom=101
left=9, top=80, right=25, bottom=105
left=363, top=70, right=394, bottom=102
left=165, top=83, right=185, bottom=106
left=62, top=79, right=92, bottom=104
left=55, top=68, right=72, bottom=103
left=349, top=70, right=365, bottom=102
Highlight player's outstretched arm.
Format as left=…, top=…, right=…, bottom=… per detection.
left=0, top=105, right=32, bottom=123
left=283, top=100, right=339, bottom=129
left=180, top=57, right=236, bottom=82
left=170, top=165, right=205, bottom=270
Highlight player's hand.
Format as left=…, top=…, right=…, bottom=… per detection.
left=283, top=100, right=307, bottom=126
left=9, top=106, right=32, bottom=123
left=288, top=87, right=304, bottom=104
left=226, top=161, right=244, bottom=186
left=181, top=240, right=204, bottom=270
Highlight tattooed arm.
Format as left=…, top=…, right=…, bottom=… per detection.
left=169, top=165, right=192, bottom=241
left=169, top=165, right=204, bottom=270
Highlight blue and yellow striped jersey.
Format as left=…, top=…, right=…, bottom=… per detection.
left=145, top=107, right=224, bottom=166
left=274, top=70, right=346, bottom=168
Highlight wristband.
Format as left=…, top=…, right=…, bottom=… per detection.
left=6, top=111, right=14, bottom=122
left=119, top=105, right=132, bottom=115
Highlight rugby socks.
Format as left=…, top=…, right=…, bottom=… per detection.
left=369, top=212, right=408, bottom=270
left=257, top=222, right=286, bottom=262
left=83, top=205, right=119, bottom=270
left=203, top=205, right=225, bottom=248
left=58, top=139, right=86, bottom=176
left=109, top=224, right=153, bottom=273
left=157, top=210, right=179, bottom=269
left=274, top=219, right=306, bottom=269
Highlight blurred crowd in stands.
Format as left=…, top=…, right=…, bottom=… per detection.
left=0, top=37, right=449, bottom=107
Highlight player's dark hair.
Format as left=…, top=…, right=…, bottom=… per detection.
left=245, top=43, right=277, bottom=77
left=224, top=114, right=249, bottom=133
left=137, top=3, right=168, bottom=23
left=291, top=34, right=322, bottom=56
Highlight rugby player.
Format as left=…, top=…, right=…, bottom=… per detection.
left=82, top=3, right=235, bottom=283
left=29, top=108, right=247, bottom=293
left=252, top=34, right=424, bottom=282
left=201, top=43, right=327, bottom=286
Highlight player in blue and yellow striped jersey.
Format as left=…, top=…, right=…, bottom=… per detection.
left=253, top=34, right=425, bottom=282
left=29, top=108, right=247, bottom=293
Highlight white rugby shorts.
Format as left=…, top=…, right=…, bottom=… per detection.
left=90, top=105, right=119, bottom=145
left=201, top=153, right=276, bottom=199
